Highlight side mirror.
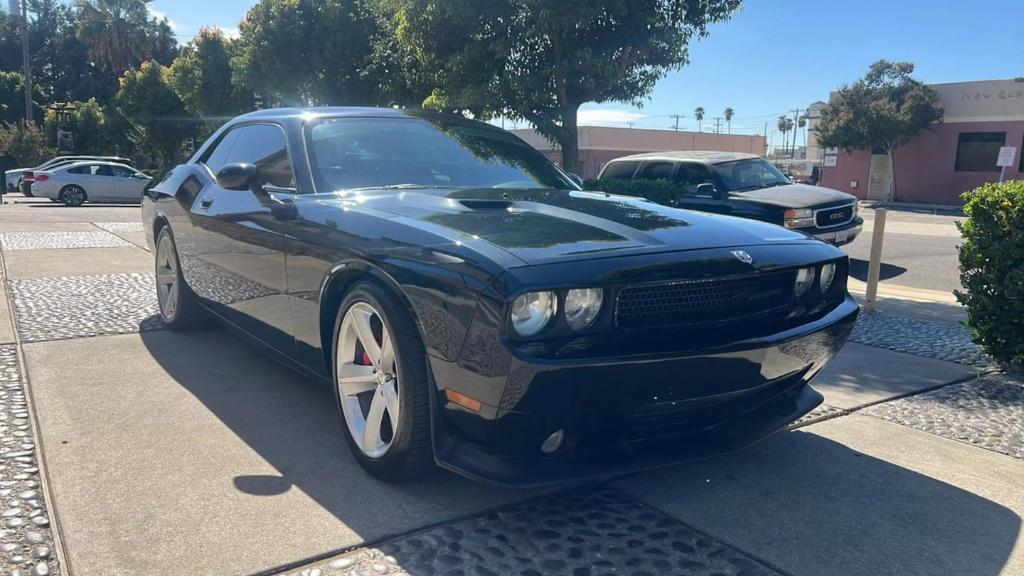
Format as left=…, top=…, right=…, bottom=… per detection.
left=216, top=163, right=258, bottom=191
left=567, top=172, right=584, bottom=188
left=696, top=182, right=718, bottom=198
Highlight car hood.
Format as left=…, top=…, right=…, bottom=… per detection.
left=326, top=188, right=810, bottom=266
left=730, top=183, right=855, bottom=209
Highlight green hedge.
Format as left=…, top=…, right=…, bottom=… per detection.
left=956, top=179, right=1024, bottom=368
left=583, top=178, right=688, bottom=207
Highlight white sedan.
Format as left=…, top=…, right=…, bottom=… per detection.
left=31, top=161, right=152, bottom=206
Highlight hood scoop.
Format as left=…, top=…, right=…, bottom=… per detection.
left=459, top=199, right=513, bottom=211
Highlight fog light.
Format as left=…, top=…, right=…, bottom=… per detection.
left=820, top=263, right=837, bottom=293
left=794, top=267, right=814, bottom=297
left=541, top=429, right=564, bottom=454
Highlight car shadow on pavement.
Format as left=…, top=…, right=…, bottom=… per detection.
left=137, top=324, right=536, bottom=561
left=848, top=257, right=907, bottom=282
left=615, top=426, right=1021, bottom=576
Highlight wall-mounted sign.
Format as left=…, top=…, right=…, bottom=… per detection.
left=824, top=155, right=837, bottom=167
left=997, top=146, right=1017, bottom=167
left=825, top=147, right=839, bottom=155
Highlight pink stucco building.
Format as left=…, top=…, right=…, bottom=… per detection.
left=510, top=126, right=766, bottom=179
left=817, top=78, right=1024, bottom=205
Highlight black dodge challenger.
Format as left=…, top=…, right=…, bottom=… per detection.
left=142, top=107, right=858, bottom=486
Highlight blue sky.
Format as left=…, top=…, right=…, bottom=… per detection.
left=149, top=0, right=1023, bottom=135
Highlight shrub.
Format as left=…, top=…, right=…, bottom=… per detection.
left=956, top=179, right=1024, bottom=368
left=0, top=121, right=56, bottom=167
left=583, top=178, right=689, bottom=207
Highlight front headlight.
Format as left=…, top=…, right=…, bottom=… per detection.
left=820, top=263, right=837, bottom=293
left=564, top=288, right=603, bottom=330
left=784, top=208, right=815, bottom=229
left=510, top=291, right=556, bottom=336
left=794, top=267, right=815, bottom=297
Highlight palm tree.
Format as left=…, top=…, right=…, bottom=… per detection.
left=75, top=0, right=153, bottom=75
left=723, top=107, right=734, bottom=134
left=777, top=115, right=793, bottom=157
left=694, top=107, right=705, bottom=132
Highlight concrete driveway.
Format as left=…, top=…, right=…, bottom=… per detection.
left=1, top=193, right=1021, bottom=576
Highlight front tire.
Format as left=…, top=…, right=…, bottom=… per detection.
left=155, top=226, right=203, bottom=329
left=332, top=282, right=433, bottom=481
left=60, top=185, right=86, bottom=207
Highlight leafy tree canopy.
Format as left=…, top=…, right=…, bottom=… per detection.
left=170, top=27, right=251, bottom=123
left=816, top=60, right=943, bottom=154
left=391, top=0, right=740, bottom=171
left=234, top=0, right=394, bottom=106
left=816, top=60, right=943, bottom=200
left=114, top=60, right=194, bottom=166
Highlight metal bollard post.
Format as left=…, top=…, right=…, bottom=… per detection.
left=864, top=208, right=887, bottom=311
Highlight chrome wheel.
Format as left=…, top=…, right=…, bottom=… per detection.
left=336, top=302, right=399, bottom=459
left=62, top=185, right=85, bottom=207
left=156, top=232, right=180, bottom=322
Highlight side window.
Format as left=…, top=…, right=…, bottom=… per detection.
left=600, top=160, right=639, bottom=180
left=67, top=165, right=91, bottom=175
left=223, top=124, right=295, bottom=189
left=637, top=161, right=675, bottom=181
left=110, top=166, right=135, bottom=177
left=676, top=163, right=716, bottom=197
left=95, top=165, right=114, bottom=177
left=202, top=129, right=240, bottom=175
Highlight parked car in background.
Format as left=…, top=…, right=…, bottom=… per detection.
left=31, top=161, right=151, bottom=206
left=6, top=155, right=132, bottom=196
left=599, top=151, right=863, bottom=245
left=143, top=107, right=857, bottom=485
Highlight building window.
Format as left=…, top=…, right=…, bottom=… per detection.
left=954, top=132, right=1005, bottom=172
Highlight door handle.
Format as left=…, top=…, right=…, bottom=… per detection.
left=199, top=195, right=214, bottom=209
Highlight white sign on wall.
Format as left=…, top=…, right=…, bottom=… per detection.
left=997, top=146, right=1018, bottom=167
left=824, top=155, right=838, bottom=167
left=825, top=147, right=839, bottom=155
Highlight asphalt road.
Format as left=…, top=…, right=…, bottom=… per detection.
left=842, top=206, right=964, bottom=295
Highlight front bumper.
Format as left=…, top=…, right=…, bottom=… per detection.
left=430, top=295, right=859, bottom=486
left=810, top=217, right=863, bottom=246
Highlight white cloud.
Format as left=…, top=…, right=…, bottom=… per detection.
left=577, top=109, right=647, bottom=126
left=148, top=7, right=190, bottom=36
left=215, top=26, right=241, bottom=40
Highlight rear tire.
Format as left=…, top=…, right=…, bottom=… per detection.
left=60, top=185, right=86, bottom=207
left=155, top=226, right=204, bottom=329
left=332, top=282, right=433, bottom=481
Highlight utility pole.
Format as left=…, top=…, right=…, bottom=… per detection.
left=713, top=117, right=723, bottom=134
left=19, top=0, right=32, bottom=123
left=764, top=122, right=769, bottom=155
left=670, top=114, right=683, bottom=132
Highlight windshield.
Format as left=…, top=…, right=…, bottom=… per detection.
left=306, top=116, right=577, bottom=192
left=715, top=158, right=791, bottom=192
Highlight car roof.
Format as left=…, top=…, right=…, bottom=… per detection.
left=53, top=160, right=136, bottom=171
left=606, top=151, right=762, bottom=165
left=234, top=106, right=413, bottom=121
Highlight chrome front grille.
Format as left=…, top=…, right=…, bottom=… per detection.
left=815, top=204, right=855, bottom=228
left=614, top=271, right=795, bottom=330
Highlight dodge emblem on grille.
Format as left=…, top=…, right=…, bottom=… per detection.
left=731, top=250, right=754, bottom=264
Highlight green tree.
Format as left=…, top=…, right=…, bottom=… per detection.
left=694, top=106, right=705, bottom=132
left=0, top=71, right=44, bottom=123
left=723, top=106, right=733, bottom=134
left=776, top=115, right=792, bottom=155
left=0, top=120, right=56, bottom=166
left=233, top=0, right=389, bottom=106
left=29, top=0, right=120, bottom=104
left=816, top=60, right=943, bottom=201
left=114, top=60, right=195, bottom=167
left=170, top=27, right=250, bottom=128
left=393, top=0, right=740, bottom=172
left=75, top=0, right=167, bottom=75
